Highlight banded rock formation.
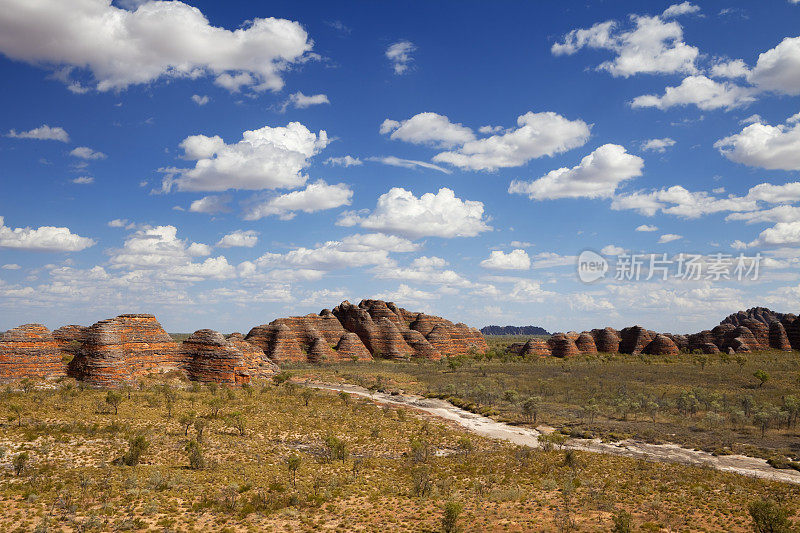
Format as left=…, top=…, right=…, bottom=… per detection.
left=68, top=314, right=181, bottom=387
left=246, top=299, right=485, bottom=363
left=52, top=325, right=88, bottom=357
left=643, top=334, right=680, bottom=356
left=182, top=329, right=277, bottom=385
left=0, top=324, right=66, bottom=381
left=721, top=307, right=787, bottom=327
left=548, top=334, right=580, bottom=358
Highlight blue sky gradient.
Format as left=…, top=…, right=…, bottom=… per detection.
left=1, top=1, right=799, bottom=333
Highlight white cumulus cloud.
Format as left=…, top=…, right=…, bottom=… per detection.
left=380, top=112, right=475, bottom=148
left=0, top=216, right=95, bottom=252
left=7, top=124, right=69, bottom=142
left=0, top=0, right=313, bottom=93
left=480, top=249, right=531, bottom=270
left=552, top=13, right=699, bottom=77
left=189, top=195, right=231, bottom=214
left=243, top=180, right=353, bottom=220
left=216, top=230, right=259, bottom=248
left=641, top=137, right=676, bottom=152
left=658, top=233, right=683, bottom=243
left=325, top=155, right=362, bottom=167
left=285, top=92, right=330, bottom=109
left=715, top=119, right=800, bottom=170
left=508, top=144, right=643, bottom=200
left=631, top=75, right=756, bottom=111
left=433, top=111, right=590, bottom=171
left=337, top=187, right=491, bottom=239
left=166, top=122, right=329, bottom=192
left=70, top=146, right=106, bottom=160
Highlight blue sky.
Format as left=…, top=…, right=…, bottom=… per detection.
left=1, top=0, right=800, bottom=334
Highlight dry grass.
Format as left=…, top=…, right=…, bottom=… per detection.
left=0, top=374, right=797, bottom=532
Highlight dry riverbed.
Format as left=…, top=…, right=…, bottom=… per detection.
left=308, top=381, right=800, bottom=485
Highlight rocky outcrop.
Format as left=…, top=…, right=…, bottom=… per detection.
left=182, top=329, right=277, bottom=385
left=548, top=333, right=580, bottom=357
left=425, top=324, right=455, bottom=357
left=769, top=321, right=792, bottom=351
left=400, top=329, right=441, bottom=360
left=665, top=334, right=689, bottom=351
left=619, top=326, right=653, bottom=355
left=245, top=299, right=487, bottom=362
left=335, top=332, right=373, bottom=361
left=740, top=319, right=769, bottom=350
left=307, top=336, right=337, bottom=363
left=575, top=332, right=598, bottom=354
left=68, top=314, right=181, bottom=387
left=52, top=325, right=88, bottom=356
left=643, top=334, right=680, bottom=356
left=783, top=316, right=800, bottom=350
left=520, top=338, right=551, bottom=356
left=592, top=328, right=620, bottom=353
left=0, top=324, right=67, bottom=381
left=721, top=307, right=787, bottom=327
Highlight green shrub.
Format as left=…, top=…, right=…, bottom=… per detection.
left=120, top=434, right=149, bottom=466
left=748, top=499, right=791, bottom=533
left=441, top=500, right=463, bottom=533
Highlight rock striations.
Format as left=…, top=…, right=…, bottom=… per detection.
left=523, top=307, right=800, bottom=358
left=68, top=314, right=181, bottom=387
left=0, top=324, right=67, bottom=381
left=246, top=299, right=487, bottom=363
left=182, top=329, right=277, bottom=385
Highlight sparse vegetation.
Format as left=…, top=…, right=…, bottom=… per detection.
left=0, top=372, right=796, bottom=531
left=288, top=348, right=800, bottom=458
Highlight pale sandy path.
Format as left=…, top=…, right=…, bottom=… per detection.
left=308, top=381, right=800, bottom=485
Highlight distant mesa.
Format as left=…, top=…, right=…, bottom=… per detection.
left=481, top=325, right=550, bottom=336
left=0, top=299, right=488, bottom=387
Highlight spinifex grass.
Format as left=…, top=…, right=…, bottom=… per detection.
left=0, top=373, right=797, bottom=531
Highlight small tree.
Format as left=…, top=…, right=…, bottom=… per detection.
left=300, top=388, right=313, bottom=407
left=227, top=412, right=246, bottom=436
left=522, top=396, right=541, bottom=423
left=748, top=499, right=791, bottom=533
left=206, top=397, right=223, bottom=418
left=753, top=409, right=772, bottom=438
left=179, top=412, right=196, bottom=436
left=324, top=435, right=348, bottom=462
left=272, top=371, right=292, bottom=386
left=105, top=390, right=124, bottom=415
left=12, top=452, right=28, bottom=476
left=121, top=434, right=149, bottom=466
left=287, top=454, right=301, bottom=488
left=338, top=390, right=350, bottom=404
left=194, top=417, right=207, bottom=443
left=8, top=404, right=23, bottom=427
left=185, top=439, right=205, bottom=470
left=161, top=385, right=176, bottom=418
left=611, top=510, right=633, bottom=533
left=753, top=369, right=770, bottom=388
left=441, top=500, right=463, bottom=533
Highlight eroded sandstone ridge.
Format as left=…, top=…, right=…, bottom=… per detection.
left=509, top=308, right=800, bottom=357
left=68, top=314, right=182, bottom=387
left=0, top=324, right=66, bottom=380
left=246, top=299, right=487, bottom=362
left=182, top=329, right=278, bottom=385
